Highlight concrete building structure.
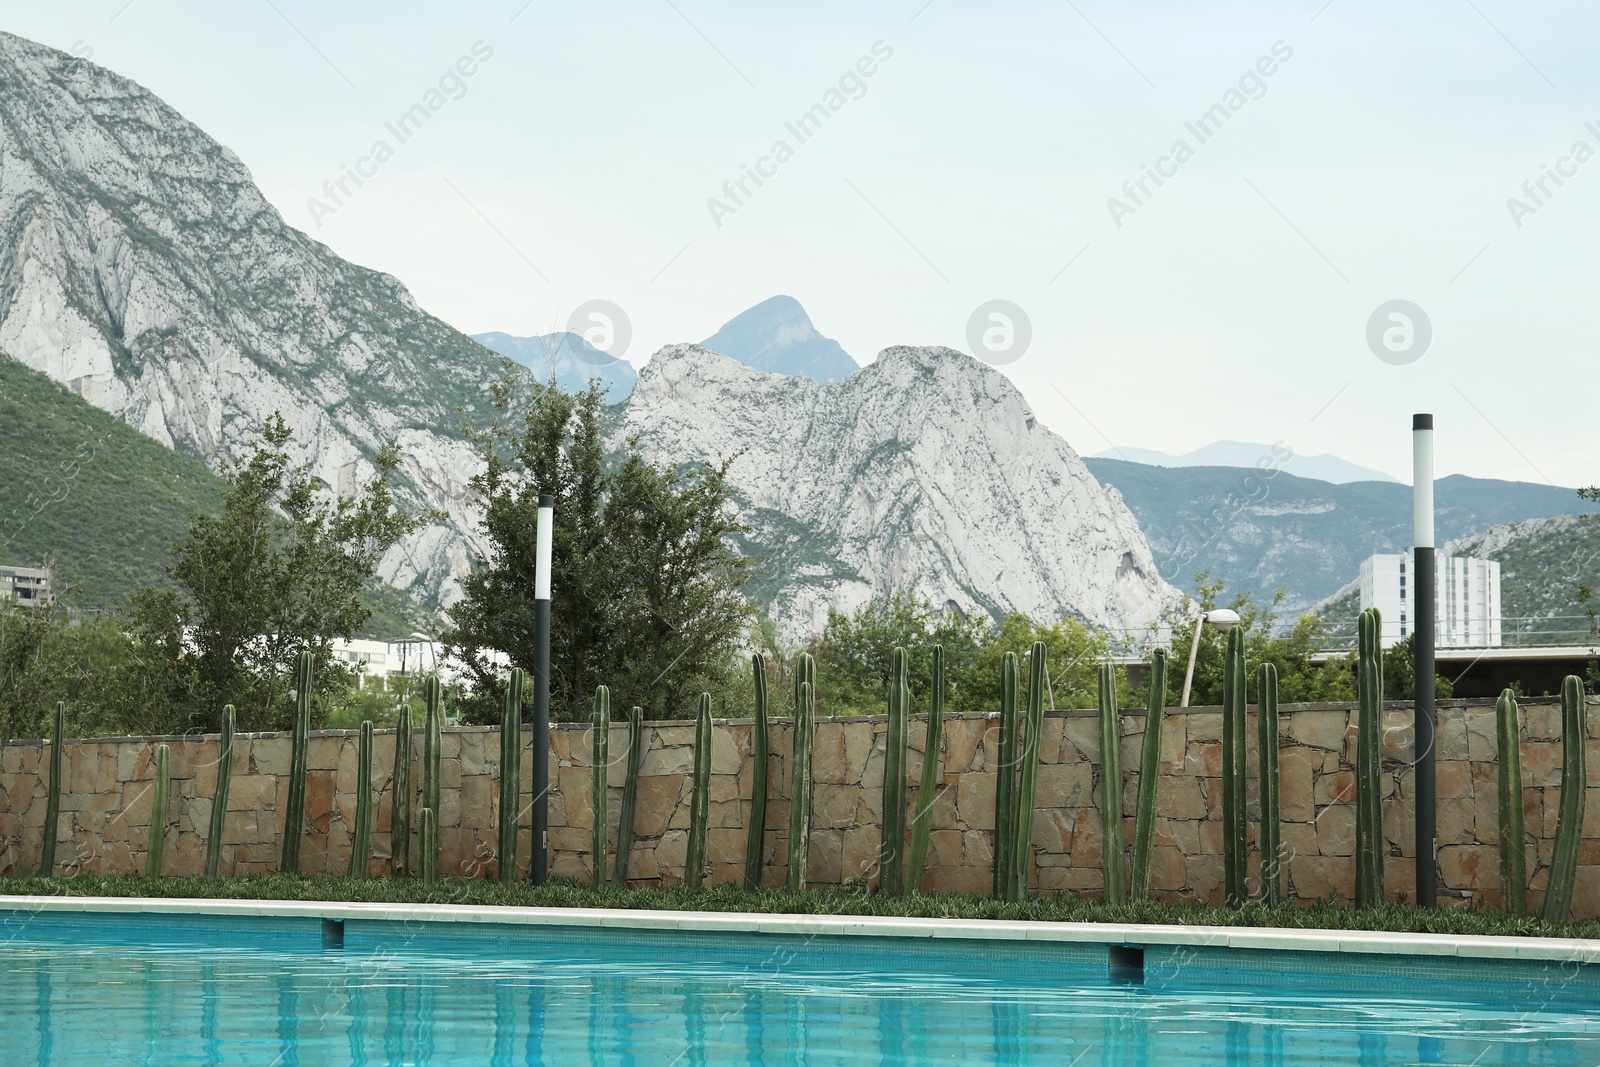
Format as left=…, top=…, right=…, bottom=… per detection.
left=0, top=565, right=52, bottom=608
left=1359, top=552, right=1501, bottom=649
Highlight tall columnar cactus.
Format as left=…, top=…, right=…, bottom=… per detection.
left=419, top=807, right=438, bottom=884
left=39, top=700, right=64, bottom=877
left=280, top=651, right=313, bottom=875
left=1495, top=688, right=1526, bottom=916
left=684, top=693, right=713, bottom=889
left=1256, top=662, right=1282, bottom=904
left=421, top=678, right=442, bottom=878
left=350, top=721, right=374, bottom=880
left=1542, top=675, right=1588, bottom=923
left=204, top=704, right=235, bottom=880
left=992, top=652, right=1020, bottom=898
left=1220, top=627, right=1247, bottom=907
left=615, top=706, right=645, bottom=886
left=392, top=704, right=413, bottom=878
left=1130, top=649, right=1168, bottom=900
left=1355, top=608, right=1386, bottom=908
left=1098, top=661, right=1127, bottom=904
left=591, top=685, right=611, bottom=888
left=743, top=654, right=770, bottom=891
left=905, top=644, right=945, bottom=895
left=1009, top=642, right=1047, bottom=902
left=786, top=654, right=817, bottom=893
left=880, top=646, right=910, bottom=895
left=145, top=743, right=170, bottom=879
left=497, top=667, right=526, bottom=885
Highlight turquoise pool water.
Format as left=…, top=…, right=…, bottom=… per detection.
left=4, top=911, right=1600, bottom=1065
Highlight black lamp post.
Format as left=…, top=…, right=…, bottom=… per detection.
left=1413, top=414, right=1437, bottom=908
left=532, top=494, right=553, bottom=885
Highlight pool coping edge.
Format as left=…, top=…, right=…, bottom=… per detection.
left=4, top=895, right=1599, bottom=965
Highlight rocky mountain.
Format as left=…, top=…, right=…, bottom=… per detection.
left=1093, top=441, right=1398, bottom=484
left=0, top=31, right=496, bottom=608
left=1086, top=457, right=1600, bottom=616
left=700, top=296, right=859, bottom=384
left=472, top=331, right=637, bottom=399
left=0, top=352, right=431, bottom=636
left=615, top=344, right=1180, bottom=642
left=0, top=32, right=1175, bottom=642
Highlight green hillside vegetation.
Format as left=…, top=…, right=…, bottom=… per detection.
left=1085, top=457, right=1600, bottom=611
left=0, top=354, right=429, bottom=639
left=1457, top=518, right=1600, bottom=645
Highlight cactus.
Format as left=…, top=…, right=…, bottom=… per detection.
left=905, top=644, right=945, bottom=895
left=497, top=667, right=526, bottom=884
left=1130, top=649, right=1168, bottom=900
left=1355, top=608, right=1386, bottom=908
left=1495, top=688, right=1526, bottom=916
left=421, top=678, right=442, bottom=878
left=350, top=721, right=374, bottom=879
left=1010, top=642, right=1047, bottom=902
left=743, top=654, right=770, bottom=891
left=39, top=700, right=64, bottom=877
left=615, top=706, right=645, bottom=886
left=880, top=646, right=910, bottom=895
left=280, top=651, right=313, bottom=875
left=1098, top=661, right=1127, bottom=904
left=992, top=651, right=1020, bottom=898
left=1257, top=661, right=1282, bottom=904
left=591, top=685, right=611, bottom=888
left=1542, top=675, right=1588, bottom=922
left=1220, top=627, right=1247, bottom=907
left=204, top=704, right=236, bottom=880
left=419, top=807, right=438, bottom=884
left=786, top=654, right=816, bottom=893
left=145, top=744, right=170, bottom=879
left=392, top=703, right=413, bottom=878
left=685, top=693, right=712, bottom=889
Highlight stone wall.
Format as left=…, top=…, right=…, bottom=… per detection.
left=1, top=700, right=1597, bottom=916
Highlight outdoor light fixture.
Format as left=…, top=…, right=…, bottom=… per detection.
left=1179, top=607, right=1240, bottom=707
left=1414, top=415, right=1437, bottom=908
left=532, top=494, right=554, bottom=885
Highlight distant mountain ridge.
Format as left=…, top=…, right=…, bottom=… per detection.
left=700, top=296, right=859, bottom=384
left=472, top=331, right=638, bottom=399
left=1094, top=442, right=1399, bottom=484
left=1084, top=456, right=1600, bottom=614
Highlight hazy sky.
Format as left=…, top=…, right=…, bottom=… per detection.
left=4, top=1, right=1597, bottom=486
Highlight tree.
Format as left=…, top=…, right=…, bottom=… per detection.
left=129, top=414, right=426, bottom=730
left=1175, top=574, right=1355, bottom=706
left=444, top=371, right=754, bottom=722
left=966, top=612, right=1111, bottom=712
left=0, top=594, right=188, bottom=742
left=813, top=595, right=988, bottom=715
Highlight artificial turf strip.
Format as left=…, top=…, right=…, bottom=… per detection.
left=0, top=875, right=1594, bottom=941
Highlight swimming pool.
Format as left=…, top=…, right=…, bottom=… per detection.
left=4, top=901, right=1599, bottom=1065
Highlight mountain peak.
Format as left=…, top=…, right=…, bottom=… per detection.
left=699, top=296, right=859, bottom=384
left=472, top=331, right=638, bottom=399
left=622, top=342, right=1177, bottom=641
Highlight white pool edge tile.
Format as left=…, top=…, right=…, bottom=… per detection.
left=3, top=895, right=1597, bottom=964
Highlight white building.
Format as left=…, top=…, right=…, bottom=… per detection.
left=327, top=637, right=508, bottom=686
left=1358, top=552, right=1501, bottom=649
